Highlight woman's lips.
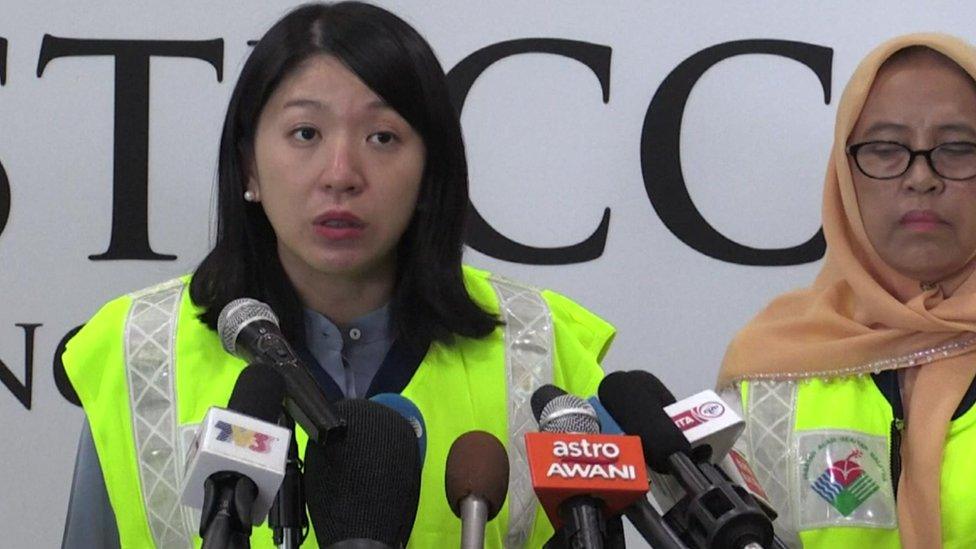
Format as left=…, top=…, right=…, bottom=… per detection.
left=313, top=211, right=366, bottom=240
left=899, top=210, right=947, bottom=231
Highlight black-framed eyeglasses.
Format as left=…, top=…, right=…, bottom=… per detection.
left=847, top=140, right=976, bottom=180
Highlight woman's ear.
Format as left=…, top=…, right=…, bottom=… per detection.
left=244, top=158, right=261, bottom=202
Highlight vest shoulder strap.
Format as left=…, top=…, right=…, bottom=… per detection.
left=739, top=380, right=801, bottom=545
left=123, top=277, right=194, bottom=548
left=486, top=274, right=555, bottom=549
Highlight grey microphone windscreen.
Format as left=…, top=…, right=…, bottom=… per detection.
left=217, top=298, right=279, bottom=355
left=539, top=393, right=600, bottom=434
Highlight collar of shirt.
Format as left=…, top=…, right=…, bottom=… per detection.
left=303, top=303, right=392, bottom=349
left=302, top=303, right=393, bottom=399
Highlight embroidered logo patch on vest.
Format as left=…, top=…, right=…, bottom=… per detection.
left=796, top=430, right=896, bottom=530
left=809, top=448, right=879, bottom=516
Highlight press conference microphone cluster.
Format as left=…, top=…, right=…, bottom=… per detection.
left=526, top=385, right=650, bottom=549
left=218, top=298, right=345, bottom=443
left=600, top=371, right=778, bottom=549
left=304, top=399, right=423, bottom=549
left=180, top=363, right=291, bottom=549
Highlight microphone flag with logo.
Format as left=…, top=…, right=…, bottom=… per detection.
left=180, top=363, right=291, bottom=545
left=524, top=384, right=648, bottom=547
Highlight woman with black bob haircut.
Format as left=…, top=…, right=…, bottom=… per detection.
left=191, top=1, right=494, bottom=352
left=61, top=3, right=615, bottom=548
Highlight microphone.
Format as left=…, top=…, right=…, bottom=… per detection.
left=304, top=399, right=422, bottom=549
left=218, top=298, right=345, bottom=443
left=600, top=371, right=752, bottom=518
left=599, top=372, right=773, bottom=549
left=586, top=396, right=623, bottom=435
left=587, top=396, right=687, bottom=549
left=445, top=431, right=509, bottom=549
left=370, top=393, right=427, bottom=464
left=525, top=385, right=648, bottom=549
left=631, top=372, right=774, bottom=515
left=180, top=363, right=291, bottom=548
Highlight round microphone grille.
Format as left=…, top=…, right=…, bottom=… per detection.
left=539, top=394, right=600, bottom=434
left=217, top=298, right=279, bottom=355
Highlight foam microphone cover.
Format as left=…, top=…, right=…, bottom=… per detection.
left=227, top=362, right=286, bottom=421
left=599, top=371, right=691, bottom=473
left=445, top=431, right=509, bottom=520
left=304, top=399, right=422, bottom=548
left=530, top=384, right=567, bottom=422
left=625, top=370, right=677, bottom=406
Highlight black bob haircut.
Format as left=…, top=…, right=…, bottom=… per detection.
left=190, top=1, right=498, bottom=351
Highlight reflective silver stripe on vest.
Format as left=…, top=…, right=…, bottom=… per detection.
left=488, top=275, right=554, bottom=549
left=742, top=380, right=800, bottom=546
left=124, top=278, right=193, bottom=549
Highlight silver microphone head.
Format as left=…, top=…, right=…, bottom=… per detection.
left=538, top=394, right=600, bottom=434
left=217, top=298, right=279, bottom=355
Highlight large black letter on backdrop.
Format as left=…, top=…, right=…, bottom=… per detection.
left=37, top=36, right=224, bottom=260
left=1, top=37, right=7, bottom=85
left=0, top=159, right=9, bottom=239
left=642, top=40, right=831, bottom=266
left=0, top=38, right=7, bottom=238
left=0, top=324, right=41, bottom=410
left=447, top=39, right=612, bottom=265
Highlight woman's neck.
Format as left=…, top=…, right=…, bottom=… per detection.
left=927, top=260, right=976, bottom=298
left=281, top=257, right=395, bottom=327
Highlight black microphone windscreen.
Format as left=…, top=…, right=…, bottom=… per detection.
left=530, top=384, right=566, bottom=423
left=598, top=371, right=690, bottom=473
left=626, top=370, right=677, bottom=406
left=304, top=399, right=422, bottom=547
left=226, top=362, right=286, bottom=423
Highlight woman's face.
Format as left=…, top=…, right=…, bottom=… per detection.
left=248, top=54, right=426, bottom=282
left=849, top=53, right=976, bottom=283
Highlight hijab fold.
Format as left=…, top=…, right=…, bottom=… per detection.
left=719, top=34, right=976, bottom=548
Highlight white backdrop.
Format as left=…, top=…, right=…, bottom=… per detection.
left=1, top=1, right=972, bottom=546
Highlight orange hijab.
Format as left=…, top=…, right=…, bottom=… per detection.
left=719, top=34, right=976, bottom=547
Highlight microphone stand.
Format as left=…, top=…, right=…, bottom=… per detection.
left=664, top=454, right=773, bottom=549
left=624, top=499, right=687, bottom=549
left=269, top=414, right=306, bottom=548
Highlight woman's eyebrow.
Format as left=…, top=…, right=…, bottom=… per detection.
left=280, top=97, right=392, bottom=114
left=936, top=123, right=976, bottom=138
left=282, top=98, right=327, bottom=111
left=860, top=121, right=910, bottom=137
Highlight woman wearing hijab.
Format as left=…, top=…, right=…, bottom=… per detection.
left=60, top=3, right=613, bottom=548
left=721, top=34, right=976, bottom=548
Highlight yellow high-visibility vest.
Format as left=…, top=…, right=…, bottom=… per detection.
left=735, top=375, right=976, bottom=548
left=64, top=265, right=615, bottom=548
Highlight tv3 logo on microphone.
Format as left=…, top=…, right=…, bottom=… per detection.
left=214, top=420, right=277, bottom=453
left=670, top=401, right=725, bottom=431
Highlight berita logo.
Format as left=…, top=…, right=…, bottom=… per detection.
left=671, top=401, right=725, bottom=431
left=810, top=449, right=880, bottom=516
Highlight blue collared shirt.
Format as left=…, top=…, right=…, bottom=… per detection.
left=303, top=304, right=393, bottom=399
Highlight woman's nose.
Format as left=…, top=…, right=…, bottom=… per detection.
left=902, top=154, right=945, bottom=194
left=319, top=138, right=365, bottom=194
